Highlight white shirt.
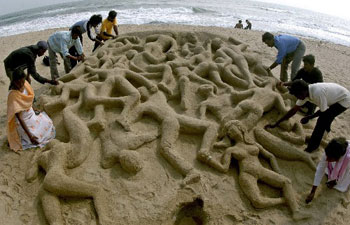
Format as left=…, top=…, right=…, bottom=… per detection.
left=71, top=20, right=98, bottom=40
left=313, top=142, right=350, bottom=192
left=296, top=83, right=350, bottom=112
left=48, top=31, right=83, bottom=58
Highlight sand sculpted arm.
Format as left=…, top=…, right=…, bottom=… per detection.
left=257, top=143, right=281, bottom=173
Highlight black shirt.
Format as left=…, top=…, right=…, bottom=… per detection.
left=4, top=45, right=48, bottom=84
left=292, top=67, right=323, bottom=84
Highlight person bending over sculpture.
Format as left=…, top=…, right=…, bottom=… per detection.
left=266, top=80, right=350, bottom=152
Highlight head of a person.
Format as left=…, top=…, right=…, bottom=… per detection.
left=302, top=54, right=315, bottom=72
left=71, top=26, right=82, bottom=40
left=36, top=41, right=48, bottom=57
left=288, top=79, right=309, bottom=100
left=11, top=68, right=27, bottom=90
left=197, top=84, right=214, bottom=98
left=246, top=19, right=249, bottom=23
left=262, top=32, right=274, bottom=47
left=325, top=137, right=348, bottom=162
left=239, top=20, right=242, bottom=24
left=89, top=14, right=102, bottom=27
left=108, top=10, right=117, bottom=22
left=222, top=120, right=254, bottom=144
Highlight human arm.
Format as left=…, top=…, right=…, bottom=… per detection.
left=306, top=154, right=327, bottom=203
left=113, top=24, right=119, bottom=36
left=265, top=105, right=300, bottom=129
left=300, top=110, right=321, bottom=124
left=267, top=61, right=278, bottom=72
left=15, top=112, right=39, bottom=145
left=257, top=143, right=281, bottom=173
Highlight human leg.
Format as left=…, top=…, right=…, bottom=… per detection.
left=48, top=44, right=59, bottom=80
left=306, top=103, right=347, bottom=152
left=290, top=41, right=306, bottom=80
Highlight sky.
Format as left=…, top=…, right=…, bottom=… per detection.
left=255, top=0, right=350, bottom=20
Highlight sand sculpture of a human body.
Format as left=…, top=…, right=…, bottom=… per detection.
left=28, top=31, right=315, bottom=224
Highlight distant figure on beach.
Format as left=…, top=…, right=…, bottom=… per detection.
left=262, top=32, right=305, bottom=82
left=7, top=68, right=55, bottom=152
left=93, top=10, right=119, bottom=51
left=47, top=26, right=85, bottom=80
left=69, top=14, right=103, bottom=67
left=244, top=19, right=252, bottom=30
left=234, top=20, right=243, bottom=29
left=266, top=79, right=350, bottom=153
left=281, top=54, right=323, bottom=115
left=306, top=137, right=350, bottom=203
left=3, top=41, right=58, bottom=86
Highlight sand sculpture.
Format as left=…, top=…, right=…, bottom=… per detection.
left=29, top=31, right=316, bottom=224
left=199, top=120, right=309, bottom=220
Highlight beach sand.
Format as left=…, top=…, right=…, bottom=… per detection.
left=1, top=24, right=350, bottom=225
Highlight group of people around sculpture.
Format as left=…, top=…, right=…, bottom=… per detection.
left=3, top=8, right=350, bottom=223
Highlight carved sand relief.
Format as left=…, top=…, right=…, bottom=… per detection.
left=31, top=31, right=314, bottom=224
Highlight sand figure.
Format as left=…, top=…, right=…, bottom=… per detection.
left=26, top=141, right=112, bottom=225
left=130, top=90, right=218, bottom=185
left=129, top=34, right=177, bottom=72
left=25, top=96, right=111, bottom=225
left=99, top=122, right=159, bottom=171
left=198, top=78, right=287, bottom=131
left=254, top=127, right=316, bottom=170
left=265, top=119, right=306, bottom=146
left=199, top=120, right=309, bottom=220
left=84, top=65, right=158, bottom=130
left=141, top=64, right=175, bottom=95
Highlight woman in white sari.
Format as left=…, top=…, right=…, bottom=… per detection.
left=7, top=68, right=55, bottom=151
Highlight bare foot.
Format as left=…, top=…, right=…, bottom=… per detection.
left=181, top=171, right=201, bottom=187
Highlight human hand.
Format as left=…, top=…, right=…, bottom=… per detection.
left=305, top=192, right=315, bottom=204
left=300, top=117, right=309, bottom=124
left=265, top=124, right=276, bottom=129
left=48, top=79, right=59, bottom=85
left=29, top=135, right=39, bottom=145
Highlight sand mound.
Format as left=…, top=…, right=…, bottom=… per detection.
left=2, top=29, right=349, bottom=225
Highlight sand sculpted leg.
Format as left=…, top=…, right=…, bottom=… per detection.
left=254, top=127, right=316, bottom=170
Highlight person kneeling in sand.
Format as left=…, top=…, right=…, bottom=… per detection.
left=306, top=137, right=350, bottom=203
left=7, top=68, right=55, bottom=152
left=266, top=79, right=350, bottom=153
left=47, top=26, right=85, bottom=80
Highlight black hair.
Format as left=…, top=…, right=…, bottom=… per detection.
left=303, top=54, right=315, bottom=65
left=12, top=68, right=27, bottom=81
left=71, top=26, right=82, bottom=36
left=262, top=32, right=274, bottom=42
left=325, top=137, right=348, bottom=160
left=289, top=79, right=309, bottom=96
left=89, top=14, right=102, bottom=25
left=239, top=20, right=242, bottom=23
left=108, top=10, right=117, bottom=18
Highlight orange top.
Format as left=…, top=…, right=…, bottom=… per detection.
left=7, top=81, right=34, bottom=151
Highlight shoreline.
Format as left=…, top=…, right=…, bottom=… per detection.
left=1, top=23, right=350, bottom=225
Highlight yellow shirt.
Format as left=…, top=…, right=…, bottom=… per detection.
left=100, top=18, right=117, bottom=40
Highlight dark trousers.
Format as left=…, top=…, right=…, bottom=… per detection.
left=93, top=36, right=104, bottom=52
left=307, top=103, right=347, bottom=152
left=68, top=35, right=83, bottom=69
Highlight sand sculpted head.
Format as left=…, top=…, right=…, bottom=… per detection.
left=28, top=30, right=314, bottom=224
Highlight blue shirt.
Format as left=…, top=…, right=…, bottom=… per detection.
left=274, top=35, right=300, bottom=64
left=48, top=31, right=83, bottom=58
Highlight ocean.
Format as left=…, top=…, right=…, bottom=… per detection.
left=1, top=0, right=350, bottom=46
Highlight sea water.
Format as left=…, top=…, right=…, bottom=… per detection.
left=0, top=0, right=349, bottom=46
